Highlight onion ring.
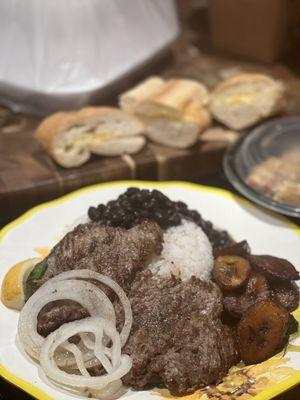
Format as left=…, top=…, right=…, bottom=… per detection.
left=39, top=317, right=132, bottom=388
left=50, top=269, right=132, bottom=346
left=18, top=270, right=133, bottom=398
left=18, top=279, right=115, bottom=360
left=18, top=269, right=132, bottom=360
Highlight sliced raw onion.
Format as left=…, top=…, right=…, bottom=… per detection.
left=18, top=279, right=115, bottom=360
left=40, top=317, right=132, bottom=389
left=17, top=270, right=133, bottom=399
left=18, top=269, right=132, bottom=360
left=50, top=269, right=132, bottom=346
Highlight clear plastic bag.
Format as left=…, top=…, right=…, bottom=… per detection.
left=0, top=0, right=178, bottom=115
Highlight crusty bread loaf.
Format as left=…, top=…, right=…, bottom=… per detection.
left=209, top=74, right=284, bottom=130
left=120, top=76, right=166, bottom=114
left=35, top=107, right=145, bottom=168
left=120, top=77, right=211, bottom=148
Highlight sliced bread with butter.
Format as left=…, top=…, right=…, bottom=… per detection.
left=35, top=107, right=145, bottom=168
left=210, top=74, right=284, bottom=130
left=120, top=77, right=211, bottom=148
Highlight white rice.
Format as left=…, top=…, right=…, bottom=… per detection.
left=149, top=219, right=213, bottom=281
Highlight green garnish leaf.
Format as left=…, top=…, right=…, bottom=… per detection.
left=25, top=259, right=48, bottom=300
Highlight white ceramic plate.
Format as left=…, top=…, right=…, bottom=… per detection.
left=0, top=181, right=300, bottom=400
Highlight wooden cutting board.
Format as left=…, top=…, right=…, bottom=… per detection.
left=0, top=108, right=226, bottom=227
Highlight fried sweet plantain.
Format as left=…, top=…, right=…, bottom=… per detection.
left=223, top=272, right=270, bottom=318
left=250, top=255, right=299, bottom=281
left=237, top=300, right=289, bottom=364
left=213, top=255, right=251, bottom=291
left=271, top=280, right=299, bottom=312
left=246, top=271, right=269, bottom=296
left=213, top=240, right=250, bottom=258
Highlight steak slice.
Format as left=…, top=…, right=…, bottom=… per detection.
left=38, top=220, right=163, bottom=291
left=36, top=221, right=163, bottom=337
left=121, top=271, right=239, bottom=395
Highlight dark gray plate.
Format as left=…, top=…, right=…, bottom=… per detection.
left=224, top=117, right=300, bottom=217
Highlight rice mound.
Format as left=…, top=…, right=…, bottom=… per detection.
left=149, top=219, right=213, bottom=281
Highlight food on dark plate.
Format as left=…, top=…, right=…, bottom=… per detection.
left=237, top=300, right=289, bottom=365
left=246, top=150, right=300, bottom=207
left=213, top=255, right=251, bottom=290
left=88, top=187, right=232, bottom=249
left=1, top=186, right=299, bottom=400
left=250, top=254, right=300, bottom=281
left=120, top=271, right=238, bottom=395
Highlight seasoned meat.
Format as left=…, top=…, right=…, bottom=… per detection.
left=37, top=300, right=89, bottom=337
left=38, top=220, right=163, bottom=292
left=121, top=271, right=239, bottom=395
left=36, top=221, right=163, bottom=337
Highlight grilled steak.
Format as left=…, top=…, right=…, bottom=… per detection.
left=34, top=219, right=239, bottom=395
left=36, top=221, right=163, bottom=336
left=120, top=271, right=239, bottom=395
left=38, top=220, right=162, bottom=291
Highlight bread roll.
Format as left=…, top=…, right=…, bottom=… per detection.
left=210, top=74, right=284, bottom=130
left=143, top=100, right=211, bottom=149
left=120, top=77, right=211, bottom=148
left=35, top=107, right=145, bottom=168
left=120, top=76, right=166, bottom=114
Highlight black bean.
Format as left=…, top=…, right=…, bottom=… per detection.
left=126, top=187, right=140, bottom=196
left=88, top=206, right=100, bottom=221
left=97, top=204, right=106, bottom=214
left=176, top=201, right=187, bottom=210
left=86, top=187, right=231, bottom=249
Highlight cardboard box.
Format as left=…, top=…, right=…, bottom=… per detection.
left=208, top=0, right=288, bottom=62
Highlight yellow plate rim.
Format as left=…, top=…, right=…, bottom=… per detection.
left=0, top=180, right=300, bottom=400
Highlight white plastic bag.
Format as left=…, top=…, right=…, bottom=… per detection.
left=0, top=0, right=178, bottom=115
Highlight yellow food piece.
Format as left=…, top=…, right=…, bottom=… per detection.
left=34, top=247, right=51, bottom=258
left=1, top=258, right=42, bottom=310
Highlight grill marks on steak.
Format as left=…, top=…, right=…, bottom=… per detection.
left=121, top=271, right=239, bottom=395
left=38, top=220, right=163, bottom=291
left=36, top=221, right=163, bottom=337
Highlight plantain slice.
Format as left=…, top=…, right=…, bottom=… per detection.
left=237, top=300, right=289, bottom=364
left=246, top=271, right=269, bottom=296
left=223, top=272, right=270, bottom=318
left=213, top=255, right=251, bottom=291
left=270, top=280, right=300, bottom=312
left=213, top=240, right=250, bottom=258
left=250, top=255, right=299, bottom=281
